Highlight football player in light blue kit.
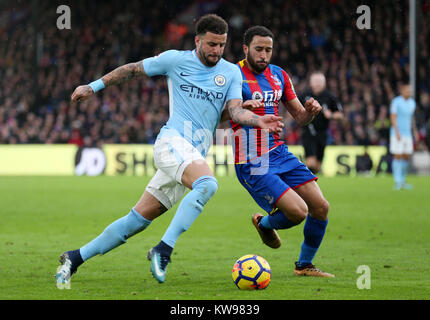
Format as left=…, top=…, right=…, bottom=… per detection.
left=390, top=83, right=418, bottom=190
left=56, top=14, right=283, bottom=285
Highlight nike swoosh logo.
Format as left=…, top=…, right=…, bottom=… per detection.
left=153, top=255, right=165, bottom=278
left=196, top=199, right=204, bottom=207
left=180, top=72, right=190, bottom=76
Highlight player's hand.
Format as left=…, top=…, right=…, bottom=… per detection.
left=243, top=99, right=264, bottom=111
left=257, top=115, right=284, bottom=133
left=304, top=97, right=322, bottom=117
left=71, top=85, right=94, bottom=102
left=396, top=131, right=401, bottom=141
left=323, top=108, right=332, bottom=119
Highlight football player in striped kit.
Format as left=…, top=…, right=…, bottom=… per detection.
left=227, top=26, right=334, bottom=277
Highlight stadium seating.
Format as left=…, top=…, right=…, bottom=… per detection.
left=0, top=0, right=429, bottom=150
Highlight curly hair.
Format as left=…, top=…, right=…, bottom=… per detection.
left=195, top=14, right=228, bottom=36
left=243, top=25, right=274, bottom=46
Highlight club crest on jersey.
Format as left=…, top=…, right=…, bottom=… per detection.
left=252, top=91, right=264, bottom=101
left=271, top=75, right=282, bottom=86
left=264, top=194, right=274, bottom=205
left=214, top=74, right=226, bottom=86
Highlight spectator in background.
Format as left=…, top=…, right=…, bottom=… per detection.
left=68, top=128, right=83, bottom=147
left=356, top=147, right=373, bottom=176
left=0, top=0, right=429, bottom=148
left=390, top=83, right=419, bottom=190
left=299, top=72, right=343, bottom=174
left=165, top=19, right=188, bottom=46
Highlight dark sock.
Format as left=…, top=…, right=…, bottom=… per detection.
left=268, top=209, right=300, bottom=229
left=154, top=240, right=173, bottom=257
left=259, top=210, right=300, bottom=230
left=68, top=249, right=84, bottom=272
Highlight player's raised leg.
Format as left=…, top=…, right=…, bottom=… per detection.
left=253, top=187, right=308, bottom=248
left=240, top=148, right=308, bottom=248
left=56, top=192, right=165, bottom=286
left=148, top=159, right=218, bottom=283
left=293, top=180, right=334, bottom=277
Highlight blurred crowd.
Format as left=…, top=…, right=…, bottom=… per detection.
left=0, top=0, right=429, bottom=150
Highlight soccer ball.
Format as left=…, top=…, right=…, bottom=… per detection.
left=232, top=254, right=271, bottom=290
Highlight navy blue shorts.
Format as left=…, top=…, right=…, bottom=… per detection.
left=234, top=144, right=317, bottom=214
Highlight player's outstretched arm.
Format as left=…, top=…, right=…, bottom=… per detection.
left=285, top=97, right=322, bottom=126
left=71, top=61, right=145, bottom=102
left=100, top=61, right=146, bottom=87
left=220, top=99, right=263, bottom=122
left=227, top=99, right=283, bottom=133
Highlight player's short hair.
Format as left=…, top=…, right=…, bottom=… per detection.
left=243, top=26, right=274, bottom=46
left=195, top=14, right=228, bottom=36
left=397, top=81, right=410, bottom=90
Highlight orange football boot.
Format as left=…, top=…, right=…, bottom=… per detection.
left=294, top=262, right=335, bottom=278
left=252, top=213, right=281, bottom=249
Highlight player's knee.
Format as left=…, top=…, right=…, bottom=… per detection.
left=192, top=175, right=218, bottom=206
left=289, top=201, right=308, bottom=224
left=321, top=199, right=330, bottom=216
left=313, top=199, right=330, bottom=220
left=297, top=208, right=308, bottom=223
left=292, top=213, right=307, bottom=225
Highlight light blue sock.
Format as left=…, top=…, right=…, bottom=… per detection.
left=298, top=215, right=328, bottom=266
left=80, top=208, right=151, bottom=261
left=259, top=215, right=273, bottom=229
left=161, top=176, right=218, bottom=248
left=259, top=210, right=300, bottom=230
left=400, top=159, right=409, bottom=184
left=392, top=159, right=402, bottom=185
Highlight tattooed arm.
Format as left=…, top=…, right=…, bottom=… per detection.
left=221, top=99, right=264, bottom=122
left=101, top=61, right=145, bottom=87
left=227, top=99, right=284, bottom=133
left=228, top=99, right=260, bottom=126
left=71, top=61, right=145, bottom=102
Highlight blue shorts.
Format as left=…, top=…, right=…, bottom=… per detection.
left=234, top=144, right=317, bottom=214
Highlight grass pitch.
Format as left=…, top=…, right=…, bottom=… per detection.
left=1, top=175, right=430, bottom=300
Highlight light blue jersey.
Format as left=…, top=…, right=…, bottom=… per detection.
left=142, top=50, right=242, bottom=156
left=390, top=95, right=416, bottom=137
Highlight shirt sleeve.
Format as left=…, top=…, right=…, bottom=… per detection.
left=225, top=66, right=243, bottom=102
left=329, top=93, right=343, bottom=112
left=280, top=69, right=297, bottom=102
left=298, top=92, right=306, bottom=104
left=390, top=98, right=398, bottom=114
left=142, top=50, right=180, bottom=76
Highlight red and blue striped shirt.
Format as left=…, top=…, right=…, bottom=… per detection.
left=230, top=59, right=297, bottom=164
